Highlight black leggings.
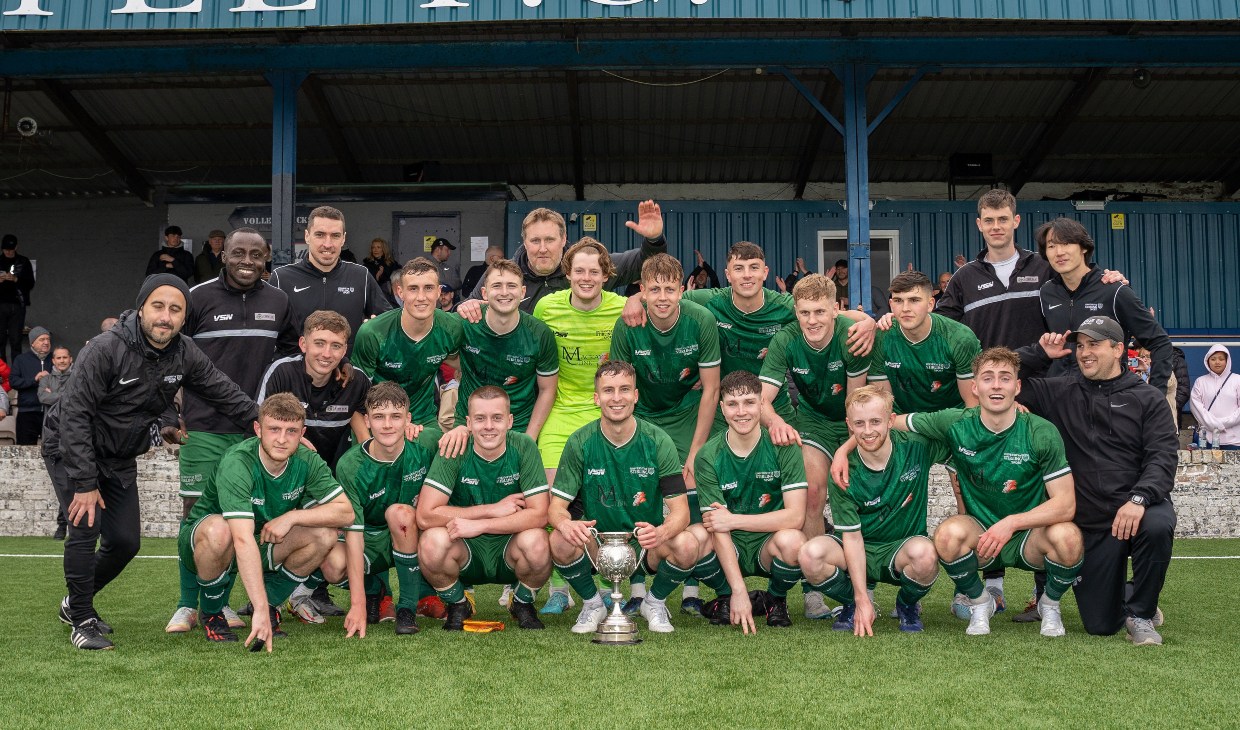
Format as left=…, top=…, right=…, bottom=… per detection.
left=50, top=457, right=143, bottom=625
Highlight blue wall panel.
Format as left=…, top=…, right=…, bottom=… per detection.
left=509, top=199, right=1239, bottom=333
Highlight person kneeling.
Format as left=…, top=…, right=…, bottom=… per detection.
left=416, top=386, right=552, bottom=630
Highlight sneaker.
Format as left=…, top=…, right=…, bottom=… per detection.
left=965, top=593, right=996, bottom=636
left=640, top=597, right=675, bottom=633
left=1154, top=606, right=1165, bottom=627
left=1012, top=597, right=1042, bottom=623
left=443, top=599, right=474, bottom=631
left=237, top=601, right=254, bottom=617
left=202, top=612, right=238, bottom=642
left=59, top=597, right=113, bottom=634
left=269, top=606, right=287, bottom=637
left=1125, top=615, right=1164, bottom=646
left=165, top=606, right=198, bottom=634
left=287, top=593, right=325, bottom=625
left=365, top=593, right=382, bottom=625
left=572, top=600, right=609, bottom=634
left=540, top=589, right=574, bottom=615
left=804, top=591, right=834, bottom=620
left=765, top=596, right=792, bottom=628
left=509, top=600, right=546, bottom=630
left=621, top=596, right=643, bottom=616
left=498, top=585, right=514, bottom=609
left=221, top=605, right=245, bottom=629
left=417, top=595, right=446, bottom=620
left=395, top=607, right=419, bottom=635
left=896, top=601, right=923, bottom=632
left=891, top=602, right=920, bottom=620
left=53, top=525, right=66, bottom=540
left=310, top=584, right=346, bottom=617
left=705, top=595, right=732, bottom=625
left=748, top=589, right=773, bottom=617
left=680, top=596, right=705, bottom=617
left=950, top=593, right=972, bottom=621
left=832, top=603, right=856, bottom=632
left=378, top=596, right=397, bottom=623
left=70, top=619, right=114, bottom=651
left=988, top=586, right=1007, bottom=613
left=1038, top=596, right=1064, bottom=638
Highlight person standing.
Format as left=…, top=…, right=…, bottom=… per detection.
left=42, top=274, right=258, bottom=650
left=1190, top=345, right=1239, bottom=450
left=459, top=244, right=504, bottom=300
left=38, top=345, right=74, bottom=539
left=0, top=234, right=36, bottom=364
left=11, top=325, right=53, bottom=445
left=363, top=237, right=399, bottom=292
left=194, top=229, right=227, bottom=284
left=430, top=238, right=463, bottom=293
left=145, top=225, right=195, bottom=283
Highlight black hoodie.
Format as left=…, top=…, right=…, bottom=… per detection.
left=42, top=310, right=257, bottom=492
left=1017, top=351, right=1178, bottom=533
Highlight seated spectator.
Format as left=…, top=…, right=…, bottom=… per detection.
left=364, top=237, right=398, bottom=291
left=194, top=229, right=226, bottom=283
left=1190, top=345, right=1239, bottom=450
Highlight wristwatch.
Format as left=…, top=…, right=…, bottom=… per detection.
left=1129, top=494, right=1147, bottom=507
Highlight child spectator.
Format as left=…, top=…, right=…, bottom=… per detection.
left=1190, top=345, right=1239, bottom=449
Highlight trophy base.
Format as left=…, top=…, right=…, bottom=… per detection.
left=592, top=635, right=642, bottom=646
left=592, top=619, right=642, bottom=645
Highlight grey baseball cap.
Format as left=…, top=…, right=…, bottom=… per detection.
left=1067, top=315, right=1124, bottom=344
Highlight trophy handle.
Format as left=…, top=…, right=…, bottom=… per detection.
left=588, top=527, right=602, bottom=546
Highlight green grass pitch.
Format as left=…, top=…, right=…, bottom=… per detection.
left=3, top=536, right=1239, bottom=729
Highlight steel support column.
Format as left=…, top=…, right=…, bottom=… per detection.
left=267, top=71, right=305, bottom=266
left=840, top=64, right=875, bottom=314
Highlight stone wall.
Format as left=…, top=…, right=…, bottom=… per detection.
left=2, top=445, right=1238, bottom=539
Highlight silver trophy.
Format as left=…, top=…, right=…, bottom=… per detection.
left=591, top=530, right=641, bottom=645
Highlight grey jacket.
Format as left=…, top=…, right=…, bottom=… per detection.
left=37, top=366, right=72, bottom=407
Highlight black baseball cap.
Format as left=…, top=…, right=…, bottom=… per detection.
left=1067, top=316, right=1124, bottom=344
left=164, top=225, right=183, bottom=236
left=1, top=234, right=16, bottom=249
left=431, top=237, right=456, bottom=251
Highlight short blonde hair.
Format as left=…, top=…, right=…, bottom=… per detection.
left=791, top=273, right=836, bottom=304
left=844, top=385, right=894, bottom=416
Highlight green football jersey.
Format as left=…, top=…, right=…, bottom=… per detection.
left=551, top=418, right=684, bottom=533
left=828, top=431, right=949, bottom=544
left=424, top=430, right=549, bottom=508
left=456, top=308, right=559, bottom=430
left=694, top=427, right=807, bottom=516
left=335, top=429, right=439, bottom=531
left=610, top=299, right=720, bottom=417
left=534, top=289, right=627, bottom=415
left=353, top=307, right=464, bottom=427
left=683, top=287, right=796, bottom=413
left=908, top=408, right=1071, bottom=529
left=188, top=438, right=344, bottom=536
left=759, top=316, right=869, bottom=422
left=867, top=313, right=981, bottom=414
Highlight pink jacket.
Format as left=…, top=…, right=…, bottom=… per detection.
left=1190, top=345, right=1240, bottom=447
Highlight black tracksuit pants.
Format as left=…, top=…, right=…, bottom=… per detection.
left=1074, top=499, right=1176, bottom=636
left=49, top=457, right=143, bottom=625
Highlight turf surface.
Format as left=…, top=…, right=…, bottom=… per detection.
left=3, top=536, right=1238, bottom=729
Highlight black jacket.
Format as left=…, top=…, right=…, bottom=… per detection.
left=0, top=251, right=35, bottom=306
left=936, top=247, right=1049, bottom=349
left=270, top=257, right=392, bottom=350
left=465, top=235, right=668, bottom=313
left=42, top=310, right=258, bottom=492
left=10, top=349, right=52, bottom=410
left=1038, top=266, right=1173, bottom=393
left=181, top=276, right=297, bottom=433
left=257, top=354, right=371, bottom=470
left=1017, top=351, right=1178, bottom=533
left=145, top=246, right=195, bottom=283
left=1172, top=346, right=1190, bottom=416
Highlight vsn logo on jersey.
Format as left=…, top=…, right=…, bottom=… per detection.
left=632, top=492, right=647, bottom=507
left=213, top=313, right=233, bottom=322
left=587, top=468, right=606, bottom=476
left=1002, top=480, right=1018, bottom=493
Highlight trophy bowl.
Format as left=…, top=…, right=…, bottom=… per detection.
left=591, top=530, right=642, bottom=645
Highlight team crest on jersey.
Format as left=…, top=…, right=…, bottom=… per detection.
left=755, top=470, right=779, bottom=482
left=831, top=383, right=843, bottom=395
left=679, top=368, right=692, bottom=380
left=337, top=287, right=355, bottom=295
left=426, top=354, right=447, bottom=365
left=758, top=493, right=771, bottom=508
left=900, top=492, right=914, bottom=508
left=164, top=374, right=183, bottom=384
left=403, top=469, right=426, bottom=482
left=1002, top=480, right=1018, bottom=493
left=926, top=362, right=950, bottom=372
left=930, top=381, right=943, bottom=392
left=281, top=487, right=304, bottom=501
left=759, top=325, right=781, bottom=336
left=758, top=347, right=769, bottom=360
left=633, top=492, right=647, bottom=507
left=298, top=401, right=310, bottom=409
left=504, top=376, right=519, bottom=386
left=630, top=466, right=655, bottom=478
left=506, top=354, right=531, bottom=365
left=827, top=360, right=843, bottom=372
left=1003, top=452, right=1031, bottom=465
left=899, top=466, right=920, bottom=482
left=674, top=344, right=699, bottom=356
left=1085, top=302, right=1104, bottom=312
left=384, top=361, right=403, bottom=369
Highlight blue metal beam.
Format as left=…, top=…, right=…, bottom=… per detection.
left=2, top=36, right=1240, bottom=78
left=867, top=66, right=932, bottom=135
left=839, top=64, right=874, bottom=315
left=774, top=68, right=843, bottom=135
left=267, top=70, right=304, bottom=266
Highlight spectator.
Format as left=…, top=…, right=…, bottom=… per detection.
left=686, top=249, right=720, bottom=290
left=339, top=247, right=358, bottom=263
left=38, top=345, right=73, bottom=538
left=1190, top=345, right=1239, bottom=450
left=438, top=283, right=457, bottom=312
left=430, top=237, right=462, bottom=292
left=933, top=271, right=952, bottom=299
left=461, top=245, right=504, bottom=301
left=1133, top=347, right=1177, bottom=419
left=100, top=317, right=118, bottom=333
left=194, top=229, right=226, bottom=284
left=363, top=237, right=398, bottom=291
left=1172, top=346, right=1189, bottom=427
left=0, top=354, right=10, bottom=391
left=783, top=257, right=810, bottom=292
left=11, top=325, right=53, bottom=444
left=0, top=234, right=36, bottom=364
left=829, top=258, right=849, bottom=305
left=145, top=225, right=195, bottom=282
